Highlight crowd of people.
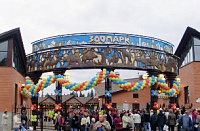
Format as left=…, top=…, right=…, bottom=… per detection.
left=58, top=107, right=200, bottom=131
left=2, top=106, right=200, bottom=131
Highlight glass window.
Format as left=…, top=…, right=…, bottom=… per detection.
left=133, top=94, right=139, bottom=98
left=0, top=41, right=8, bottom=51
left=194, top=37, right=200, bottom=45
left=194, top=46, right=200, bottom=61
left=0, top=52, right=7, bottom=66
left=189, top=46, right=193, bottom=62
left=184, top=86, right=189, bottom=104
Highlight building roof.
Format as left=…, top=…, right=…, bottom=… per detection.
left=94, top=77, right=140, bottom=97
left=87, top=98, right=99, bottom=104
left=0, top=28, right=26, bottom=75
left=75, top=97, right=93, bottom=105
left=38, top=95, right=98, bottom=104
left=175, top=27, right=200, bottom=57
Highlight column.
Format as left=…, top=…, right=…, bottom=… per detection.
left=165, top=72, right=177, bottom=108
left=147, top=69, right=160, bottom=109
left=28, top=72, right=42, bottom=131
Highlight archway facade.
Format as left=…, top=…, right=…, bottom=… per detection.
left=24, top=33, right=179, bottom=130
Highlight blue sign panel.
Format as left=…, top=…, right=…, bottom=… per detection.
left=32, top=33, right=174, bottom=53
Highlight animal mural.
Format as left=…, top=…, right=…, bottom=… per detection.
left=81, top=49, right=98, bottom=64
left=134, top=50, right=164, bottom=70
left=27, top=47, right=178, bottom=73
left=118, top=49, right=133, bottom=65
left=165, top=57, right=178, bottom=72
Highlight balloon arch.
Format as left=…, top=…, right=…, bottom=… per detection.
left=23, top=32, right=180, bottom=109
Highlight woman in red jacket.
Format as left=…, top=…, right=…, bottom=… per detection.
left=55, top=111, right=64, bottom=131
left=114, top=113, right=123, bottom=131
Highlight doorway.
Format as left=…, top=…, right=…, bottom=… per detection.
left=132, top=103, right=140, bottom=110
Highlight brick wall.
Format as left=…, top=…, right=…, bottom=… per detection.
left=0, top=67, right=32, bottom=112
left=179, top=62, right=200, bottom=108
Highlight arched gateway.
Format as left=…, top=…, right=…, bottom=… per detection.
left=24, top=33, right=179, bottom=130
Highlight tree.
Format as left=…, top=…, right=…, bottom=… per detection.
left=45, top=93, right=49, bottom=97
left=75, top=92, right=78, bottom=97
left=90, top=90, right=94, bottom=97
left=80, top=92, right=83, bottom=97
left=87, top=92, right=90, bottom=97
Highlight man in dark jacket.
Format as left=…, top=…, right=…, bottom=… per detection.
left=107, top=111, right=114, bottom=131
left=157, top=110, right=166, bottom=131
left=143, top=109, right=151, bottom=131
left=150, top=110, right=158, bottom=131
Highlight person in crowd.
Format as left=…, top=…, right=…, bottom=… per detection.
left=178, top=111, right=193, bottom=131
left=2, top=111, right=9, bottom=131
left=13, top=112, right=21, bottom=131
left=128, top=113, right=134, bottom=131
left=196, top=110, right=200, bottom=131
left=164, top=109, right=169, bottom=120
left=93, top=115, right=111, bottom=131
left=122, top=111, right=130, bottom=131
left=86, top=112, right=91, bottom=130
left=71, top=112, right=79, bottom=131
left=93, top=111, right=99, bottom=122
left=134, top=110, right=141, bottom=131
left=21, top=112, right=27, bottom=128
left=107, top=110, right=114, bottom=131
left=141, top=110, right=145, bottom=130
left=67, top=112, right=74, bottom=129
left=21, top=120, right=27, bottom=131
left=150, top=109, right=154, bottom=117
left=114, top=113, right=123, bottom=131
left=150, top=110, right=157, bottom=131
left=81, top=114, right=87, bottom=131
left=143, top=109, right=151, bottom=131
left=168, top=109, right=176, bottom=131
left=89, top=118, right=96, bottom=131
left=78, top=111, right=83, bottom=131
left=192, top=109, right=199, bottom=131
left=157, top=110, right=166, bottom=131
left=175, top=110, right=182, bottom=131
left=55, top=111, right=64, bottom=131
left=181, top=106, right=186, bottom=115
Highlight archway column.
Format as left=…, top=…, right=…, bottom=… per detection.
left=147, top=69, right=160, bottom=109
left=165, top=72, right=177, bottom=108
left=28, top=72, right=42, bottom=131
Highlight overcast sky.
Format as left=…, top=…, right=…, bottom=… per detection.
left=1, top=0, right=200, bottom=95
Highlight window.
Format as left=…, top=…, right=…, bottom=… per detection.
left=180, top=38, right=194, bottom=67
left=13, top=44, right=25, bottom=75
left=0, top=41, right=8, bottom=51
left=133, top=94, right=139, bottom=98
left=194, top=46, right=200, bottom=61
left=184, top=86, right=189, bottom=104
left=0, top=41, right=8, bottom=66
left=194, top=37, right=200, bottom=45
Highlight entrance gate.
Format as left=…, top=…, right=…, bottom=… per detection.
left=37, top=104, right=55, bottom=130
left=22, top=32, right=180, bottom=130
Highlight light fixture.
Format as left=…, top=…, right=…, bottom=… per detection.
left=98, top=98, right=101, bottom=101
left=158, top=90, right=162, bottom=94
left=176, top=78, right=181, bottom=83
left=64, top=73, right=70, bottom=79
left=159, top=74, right=165, bottom=80
left=142, top=74, right=148, bottom=80
left=21, top=84, right=25, bottom=87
